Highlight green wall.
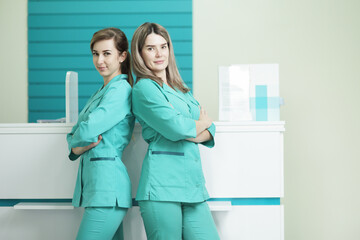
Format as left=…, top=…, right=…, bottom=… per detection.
left=193, top=0, right=360, bottom=239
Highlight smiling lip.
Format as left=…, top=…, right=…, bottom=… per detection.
left=98, top=67, right=106, bottom=71
left=154, top=60, right=164, bottom=64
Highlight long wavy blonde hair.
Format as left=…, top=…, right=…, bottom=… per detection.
left=131, top=22, right=189, bottom=93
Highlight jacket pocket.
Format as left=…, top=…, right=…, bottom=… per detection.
left=149, top=150, right=186, bottom=187
left=151, top=151, right=184, bottom=156
left=90, top=157, right=115, bottom=161
left=83, top=157, right=117, bottom=193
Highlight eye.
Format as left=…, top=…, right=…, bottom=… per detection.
left=147, top=47, right=154, bottom=51
left=104, top=52, right=111, bottom=56
left=161, top=45, right=167, bottom=49
left=92, top=52, right=98, bottom=56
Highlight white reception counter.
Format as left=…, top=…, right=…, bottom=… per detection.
left=0, top=122, right=284, bottom=240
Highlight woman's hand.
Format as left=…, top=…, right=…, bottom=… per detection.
left=198, top=107, right=212, bottom=129
left=72, top=135, right=102, bottom=155
left=186, top=130, right=212, bottom=143
left=192, top=106, right=213, bottom=137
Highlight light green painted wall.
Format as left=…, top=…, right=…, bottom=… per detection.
left=2, top=0, right=360, bottom=239
left=194, top=0, right=360, bottom=239
left=0, top=0, right=28, bottom=123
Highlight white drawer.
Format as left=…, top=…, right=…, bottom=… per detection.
left=200, top=130, right=284, bottom=198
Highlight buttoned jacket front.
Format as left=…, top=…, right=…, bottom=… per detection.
left=132, top=78, right=215, bottom=203
left=67, top=74, right=134, bottom=208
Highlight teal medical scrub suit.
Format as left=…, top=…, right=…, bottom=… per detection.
left=132, top=78, right=219, bottom=239
left=67, top=74, right=134, bottom=239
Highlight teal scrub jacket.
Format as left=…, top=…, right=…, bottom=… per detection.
left=67, top=74, right=135, bottom=208
left=132, top=78, right=216, bottom=203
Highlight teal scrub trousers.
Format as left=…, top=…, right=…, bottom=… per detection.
left=138, top=200, right=220, bottom=240
left=76, top=207, right=127, bottom=240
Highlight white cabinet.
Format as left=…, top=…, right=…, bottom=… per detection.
left=0, top=123, right=75, bottom=199
left=200, top=122, right=285, bottom=240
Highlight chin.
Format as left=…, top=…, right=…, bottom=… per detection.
left=154, top=67, right=166, bottom=72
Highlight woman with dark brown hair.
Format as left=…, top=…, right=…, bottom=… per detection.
left=67, top=27, right=134, bottom=240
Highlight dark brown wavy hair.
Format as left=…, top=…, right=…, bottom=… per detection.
left=90, top=27, right=133, bottom=86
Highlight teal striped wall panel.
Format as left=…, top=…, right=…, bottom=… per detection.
left=29, top=28, right=192, bottom=42
left=28, top=0, right=192, bottom=122
left=29, top=69, right=193, bottom=84
left=29, top=56, right=192, bottom=70
left=29, top=42, right=192, bottom=56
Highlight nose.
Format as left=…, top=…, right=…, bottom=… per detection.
left=97, top=54, right=104, bottom=64
left=155, top=48, right=162, bottom=57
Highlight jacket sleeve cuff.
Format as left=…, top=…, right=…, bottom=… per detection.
left=68, top=150, right=80, bottom=161
left=201, top=123, right=216, bottom=148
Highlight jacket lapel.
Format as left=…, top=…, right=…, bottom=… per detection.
left=185, top=91, right=200, bottom=106
left=163, top=84, right=201, bottom=108
left=79, top=74, right=127, bottom=117
left=163, top=84, right=189, bottom=106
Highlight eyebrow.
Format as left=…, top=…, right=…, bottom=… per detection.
left=145, top=43, right=167, bottom=47
left=92, top=49, right=112, bottom=52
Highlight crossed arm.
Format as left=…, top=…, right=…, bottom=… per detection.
left=187, top=107, right=213, bottom=143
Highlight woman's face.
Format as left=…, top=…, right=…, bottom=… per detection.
left=141, top=33, right=169, bottom=78
left=92, top=39, right=126, bottom=83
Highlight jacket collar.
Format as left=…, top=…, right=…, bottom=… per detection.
left=162, top=83, right=188, bottom=103
left=96, top=74, right=127, bottom=96
left=92, top=74, right=127, bottom=99
left=162, top=83, right=199, bottom=107
left=82, top=74, right=128, bottom=113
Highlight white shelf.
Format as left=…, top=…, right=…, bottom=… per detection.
left=0, top=123, right=74, bottom=134
left=214, top=121, right=285, bottom=132
left=14, top=202, right=74, bottom=210
left=208, top=201, right=232, bottom=211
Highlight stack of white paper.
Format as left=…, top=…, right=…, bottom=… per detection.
left=219, top=65, right=252, bottom=121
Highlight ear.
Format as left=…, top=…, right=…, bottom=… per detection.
left=119, top=51, right=127, bottom=63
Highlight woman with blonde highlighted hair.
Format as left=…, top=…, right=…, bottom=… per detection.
left=131, top=22, right=220, bottom=240
left=131, top=22, right=188, bottom=93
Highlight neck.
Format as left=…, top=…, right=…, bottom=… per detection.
left=154, top=70, right=167, bottom=84
left=103, top=71, right=122, bottom=87
left=103, top=78, right=111, bottom=87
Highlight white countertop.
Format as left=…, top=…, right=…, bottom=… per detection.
left=0, top=121, right=285, bottom=133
